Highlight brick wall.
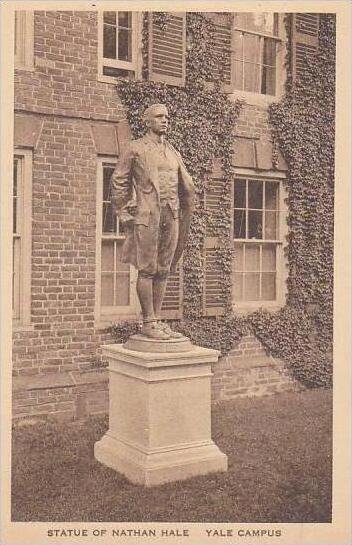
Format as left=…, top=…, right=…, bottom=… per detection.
left=15, top=11, right=124, bottom=121
left=235, top=102, right=273, bottom=141
left=14, top=11, right=124, bottom=379
left=212, top=334, right=303, bottom=402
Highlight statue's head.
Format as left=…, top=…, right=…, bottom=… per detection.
left=143, top=103, right=169, bottom=135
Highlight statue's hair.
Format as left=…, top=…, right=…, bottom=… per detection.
left=142, top=103, right=168, bottom=122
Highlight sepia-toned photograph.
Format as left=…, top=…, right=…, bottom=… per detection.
left=0, top=2, right=351, bottom=545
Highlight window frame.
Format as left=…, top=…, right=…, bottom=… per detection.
left=97, top=11, right=142, bottom=85
left=14, top=11, right=34, bottom=70
left=229, top=13, right=287, bottom=105
left=95, top=157, right=138, bottom=328
left=12, top=150, right=32, bottom=327
left=231, top=169, right=288, bottom=312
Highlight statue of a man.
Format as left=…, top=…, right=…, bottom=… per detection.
left=111, top=104, right=195, bottom=339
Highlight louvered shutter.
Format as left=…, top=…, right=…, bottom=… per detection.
left=291, top=13, right=320, bottom=83
left=148, top=12, right=186, bottom=87
left=212, top=20, right=232, bottom=88
left=204, top=172, right=227, bottom=316
left=160, top=264, right=183, bottom=319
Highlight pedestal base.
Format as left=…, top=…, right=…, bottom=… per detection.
left=95, top=339, right=228, bottom=486
left=95, top=434, right=227, bottom=487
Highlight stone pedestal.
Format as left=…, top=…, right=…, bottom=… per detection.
left=94, top=335, right=227, bottom=487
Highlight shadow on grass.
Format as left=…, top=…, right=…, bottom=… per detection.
left=12, top=389, right=332, bottom=522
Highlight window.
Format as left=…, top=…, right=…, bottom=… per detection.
left=96, top=159, right=137, bottom=324
left=232, top=176, right=287, bottom=306
left=233, top=13, right=279, bottom=96
left=98, top=11, right=187, bottom=87
left=98, top=12, right=139, bottom=80
left=14, top=11, right=34, bottom=69
left=13, top=151, right=32, bottom=325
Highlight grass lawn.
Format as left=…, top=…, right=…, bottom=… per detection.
left=12, top=388, right=332, bottom=522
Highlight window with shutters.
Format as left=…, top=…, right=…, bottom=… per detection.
left=14, top=11, right=34, bottom=69
left=95, top=158, right=183, bottom=326
left=98, top=12, right=140, bottom=82
left=233, top=13, right=280, bottom=96
left=206, top=12, right=286, bottom=101
left=13, top=151, right=32, bottom=326
left=232, top=175, right=288, bottom=310
left=98, top=11, right=186, bottom=86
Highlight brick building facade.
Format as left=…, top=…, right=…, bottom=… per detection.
left=12, top=11, right=319, bottom=419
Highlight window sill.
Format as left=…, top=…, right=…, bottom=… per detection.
left=233, top=301, right=285, bottom=315
left=97, top=74, right=136, bottom=86
left=229, top=91, right=280, bottom=108
left=13, top=322, right=34, bottom=332
left=95, top=314, right=138, bottom=331
left=14, top=64, right=34, bottom=72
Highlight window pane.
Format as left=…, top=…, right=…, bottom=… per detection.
left=101, top=240, right=114, bottom=271
left=103, top=24, right=116, bottom=59
left=244, top=273, right=260, bottom=300
left=265, top=181, right=278, bottom=209
left=248, top=210, right=263, bottom=239
left=233, top=60, right=243, bottom=90
left=244, top=62, right=260, bottom=93
left=234, top=179, right=246, bottom=208
left=115, top=273, right=130, bottom=305
left=103, top=165, right=114, bottom=200
left=118, top=12, right=131, bottom=28
left=115, top=241, right=129, bottom=272
left=104, top=12, right=116, bottom=25
left=102, top=203, right=116, bottom=233
left=118, top=28, right=132, bottom=62
left=264, top=211, right=277, bottom=239
left=13, top=237, right=21, bottom=319
left=243, top=33, right=260, bottom=63
left=248, top=180, right=263, bottom=208
left=101, top=273, right=114, bottom=305
left=261, top=66, right=276, bottom=95
left=233, top=31, right=243, bottom=60
left=262, top=244, right=276, bottom=271
left=233, top=272, right=243, bottom=301
left=263, top=38, right=276, bottom=67
left=262, top=272, right=276, bottom=300
left=245, top=244, right=260, bottom=271
left=234, top=243, right=244, bottom=271
left=234, top=209, right=246, bottom=238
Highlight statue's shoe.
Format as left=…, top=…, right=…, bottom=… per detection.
left=141, top=321, right=171, bottom=340
left=158, top=322, right=184, bottom=338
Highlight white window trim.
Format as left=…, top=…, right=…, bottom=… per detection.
left=231, top=169, right=288, bottom=313
left=14, top=11, right=34, bottom=70
left=97, top=11, right=142, bottom=85
left=13, top=149, right=32, bottom=328
left=95, top=157, right=138, bottom=329
left=229, top=13, right=287, bottom=106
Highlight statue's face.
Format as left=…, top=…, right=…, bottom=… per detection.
left=146, top=106, right=169, bottom=135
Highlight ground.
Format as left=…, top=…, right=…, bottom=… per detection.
left=12, top=388, right=332, bottom=522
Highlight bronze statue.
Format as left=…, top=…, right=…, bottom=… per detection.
left=111, top=104, right=195, bottom=339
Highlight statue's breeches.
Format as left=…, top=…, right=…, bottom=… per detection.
left=123, top=205, right=179, bottom=276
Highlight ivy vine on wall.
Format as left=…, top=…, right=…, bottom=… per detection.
left=250, top=14, right=335, bottom=387
left=111, top=12, right=335, bottom=388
